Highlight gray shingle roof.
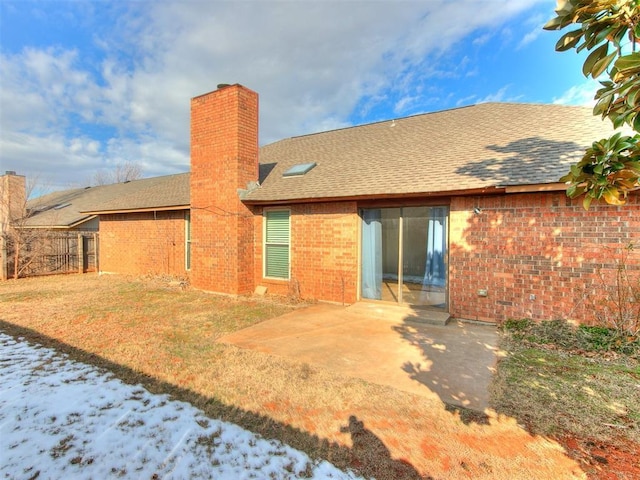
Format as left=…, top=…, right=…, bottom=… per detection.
left=25, top=173, right=189, bottom=227
left=243, top=102, right=617, bottom=202
left=27, top=102, right=620, bottom=224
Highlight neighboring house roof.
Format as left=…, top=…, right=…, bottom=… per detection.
left=243, top=102, right=617, bottom=203
left=25, top=173, right=190, bottom=227
left=80, top=173, right=190, bottom=214
left=24, top=187, right=96, bottom=228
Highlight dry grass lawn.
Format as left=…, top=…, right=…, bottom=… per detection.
left=0, top=274, right=587, bottom=480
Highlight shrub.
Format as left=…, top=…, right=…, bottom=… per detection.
left=503, top=318, right=532, bottom=332
left=584, top=243, right=640, bottom=340
left=577, top=325, right=615, bottom=352
left=504, top=318, right=640, bottom=359
left=503, top=318, right=578, bottom=348
left=527, top=319, right=581, bottom=350
left=577, top=325, right=640, bottom=357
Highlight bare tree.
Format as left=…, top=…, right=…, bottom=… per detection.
left=92, top=162, right=143, bottom=186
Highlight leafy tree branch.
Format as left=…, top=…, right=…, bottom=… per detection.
left=545, top=0, right=640, bottom=208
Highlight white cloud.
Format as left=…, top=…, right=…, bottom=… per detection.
left=473, top=33, right=493, bottom=47
left=456, top=94, right=478, bottom=107
left=456, top=86, right=523, bottom=107
left=1, top=0, right=545, bottom=187
left=476, top=85, right=524, bottom=104
left=104, top=136, right=188, bottom=174
left=394, top=95, right=420, bottom=115
left=518, top=28, right=543, bottom=49
left=0, top=131, right=104, bottom=186
left=552, top=81, right=599, bottom=106
left=516, top=13, right=546, bottom=49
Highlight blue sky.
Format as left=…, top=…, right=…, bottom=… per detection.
left=0, top=0, right=596, bottom=190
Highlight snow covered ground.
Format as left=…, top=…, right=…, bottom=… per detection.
left=0, top=333, right=363, bottom=479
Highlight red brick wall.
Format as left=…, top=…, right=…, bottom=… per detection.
left=1, top=173, right=26, bottom=232
left=254, top=202, right=359, bottom=304
left=99, top=211, right=187, bottom=276
left=449, top=192, right=640, bottom=324
left=190, top=84, right=258, bottom=294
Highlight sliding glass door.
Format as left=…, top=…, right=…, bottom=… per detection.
left=361, top=206, right=448, bottom=309
left=361, top=208, right=400, bottom=301
left=400, top=206, right=448, bottom=307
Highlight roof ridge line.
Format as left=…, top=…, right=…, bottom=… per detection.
left=286, top=104, right=479, bottom=141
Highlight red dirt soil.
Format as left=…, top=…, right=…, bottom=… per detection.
left=559, top=435, right=640, bottom=479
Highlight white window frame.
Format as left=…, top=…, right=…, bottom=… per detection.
left=185, top=210, right=191, bottom=271
left=263, top=209, right=290, bottom=280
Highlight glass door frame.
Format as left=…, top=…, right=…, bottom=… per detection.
left=359, top=204, right=449, bottom=311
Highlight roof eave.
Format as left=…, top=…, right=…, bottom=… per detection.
left=82, top=204, right=190, bottom=215
left=242, top=186, right=506, bottom=206
left=503, top=183, right=568, bottom=194
left=16, top=224, right=77, bottom=230
left=68, top=215, right=98, bottom=228
left=16, top=214, right=97, bottom=229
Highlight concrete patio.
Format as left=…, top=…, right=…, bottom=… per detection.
left=219, top=302, right=499, bottom=411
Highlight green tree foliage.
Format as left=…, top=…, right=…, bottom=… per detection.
left=544, top=0, right=640, bottom=208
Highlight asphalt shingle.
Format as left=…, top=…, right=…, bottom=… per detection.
left=24, top=173, right=189, bottom=227
left=244, top=102, right=617, bottom=202
left=26, top=102, right=620, bottom=222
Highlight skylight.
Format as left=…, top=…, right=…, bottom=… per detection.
left=31, top=205, right=53, bottom=213
left=283, top=162, right=316, bottom=177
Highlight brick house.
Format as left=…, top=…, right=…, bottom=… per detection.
left=77, top=174, right=190, bottom=276
left=1, top=172, right=188, bottom=278
left=28, top=83, right=640, bottom=323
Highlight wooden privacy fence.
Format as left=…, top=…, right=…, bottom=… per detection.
left=1, top=231, right=98, bottom=280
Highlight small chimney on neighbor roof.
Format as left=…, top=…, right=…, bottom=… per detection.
left=1, top=171, right=26, bottom=234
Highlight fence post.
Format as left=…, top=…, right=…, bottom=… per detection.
left=1, top=235, right=7, bottom=281
left=78, top=233, right=84, bottom=274
left=93, top=232, right=99, bottom=273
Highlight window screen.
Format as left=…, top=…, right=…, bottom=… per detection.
left=264, top=210, right=290, bottom=279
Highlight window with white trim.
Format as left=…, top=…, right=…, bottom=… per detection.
left=264, top=210, right=290, bottom=279
left=185, top=210, right=191, bottom=271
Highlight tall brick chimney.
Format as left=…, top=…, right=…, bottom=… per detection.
left=189, top=84, right=258, bottom=294
left=1, top=171, right=26, bottom=235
